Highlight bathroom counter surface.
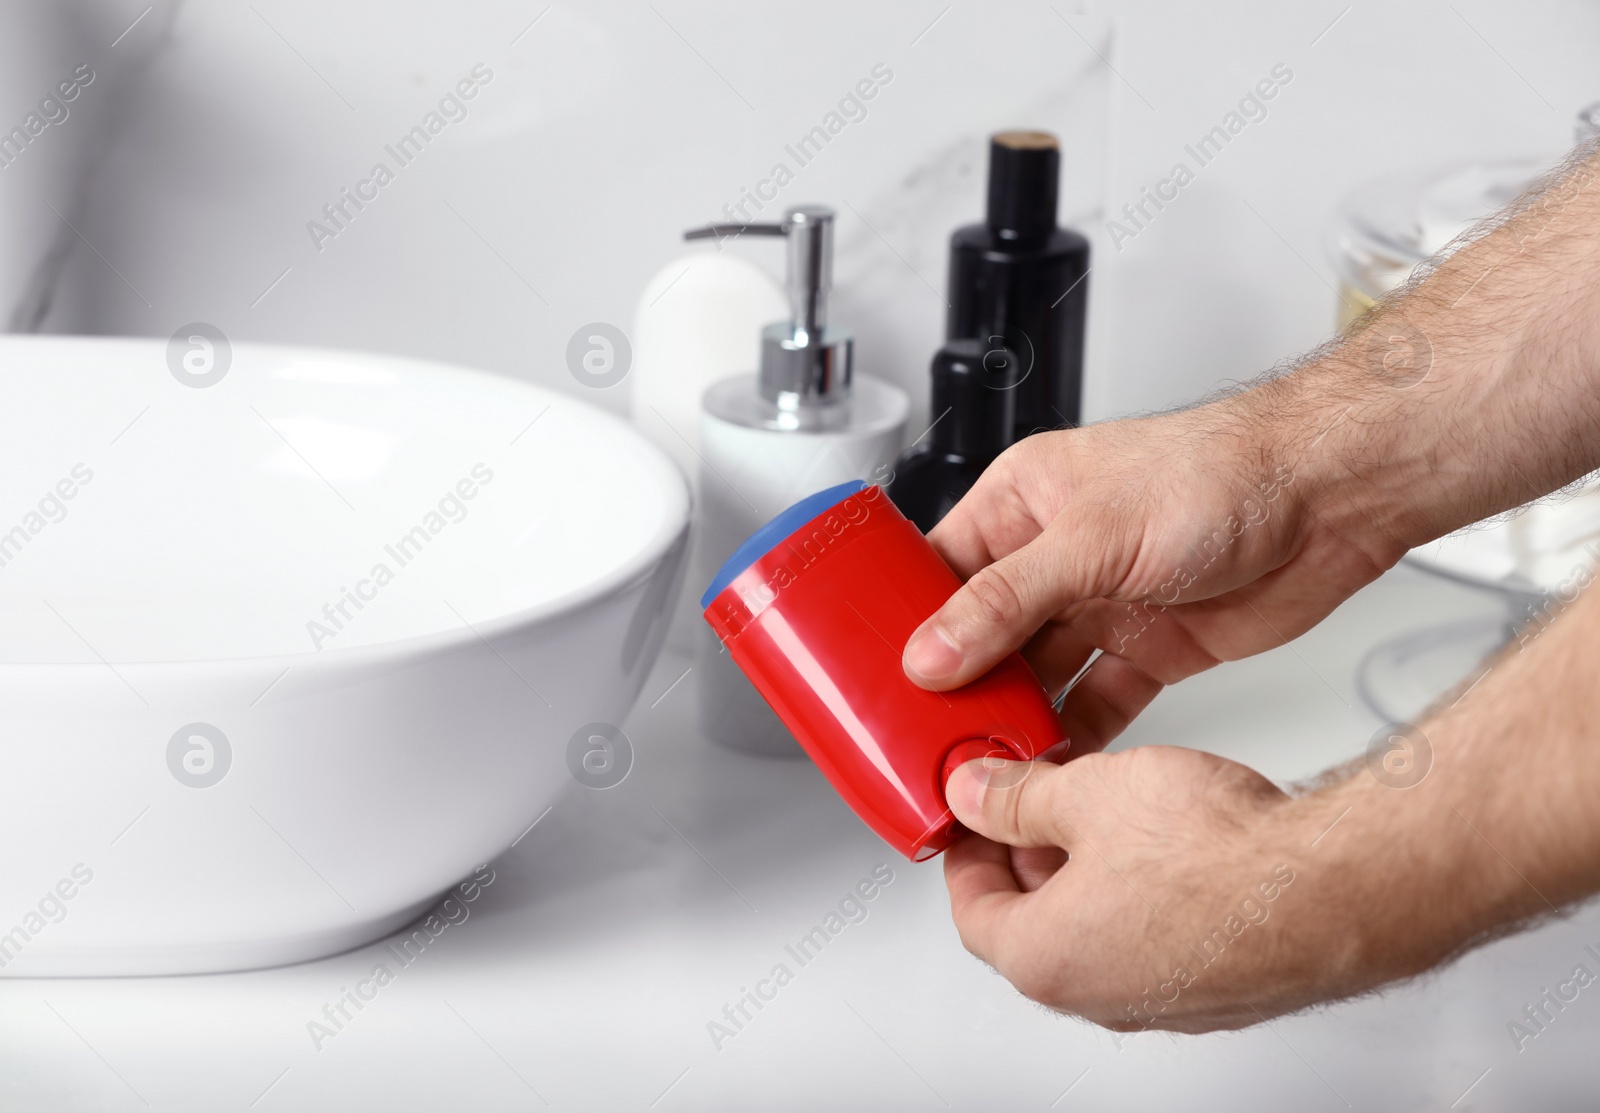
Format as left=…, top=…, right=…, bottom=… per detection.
left=5, top=563, right=1598, bottom=1111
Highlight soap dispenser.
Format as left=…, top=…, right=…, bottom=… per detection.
left=683, top=205, right=907, bottom=756
left=631, top=249, right=788, bottom=653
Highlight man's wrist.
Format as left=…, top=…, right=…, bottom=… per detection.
left=1207, top=362, right=1424, bottom=570
left=1238, top=144, right=1600, bottom=558
left=1155, top=317, right=1470, bottom=569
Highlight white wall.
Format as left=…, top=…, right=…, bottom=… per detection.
left=29, top=1, right=1600, bottom=428
left=1095, top=1, right=1600, bottom=420
left=43, top=0, right=1109, bottom=432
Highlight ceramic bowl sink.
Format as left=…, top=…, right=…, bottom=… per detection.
left=0, top=336, right=688, bottom=975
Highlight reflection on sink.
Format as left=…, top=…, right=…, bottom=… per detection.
left=256, top=415, right=396, bottom=483
left=0, top=336, right=688, bottom=975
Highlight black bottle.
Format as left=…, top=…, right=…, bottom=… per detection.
left=888, top=340, right=1017, bottom=533
left=948, top=130, right=1091, bottom=441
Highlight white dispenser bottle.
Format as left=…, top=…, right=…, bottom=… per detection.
left=632, top=251, right=788, bottom=652
left=630, top=253, right=788, bottom=490
left=685, top=205, right=907, bottom=756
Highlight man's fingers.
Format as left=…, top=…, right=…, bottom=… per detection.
left=945, top=757, right=1069, bottom=849
left=944, top=827, right=1020, bottom=901
left=943, top=831, right=1027, bottom=965
left=1010, top=844, right=1069, bottom=892
left=906, top=519, right=1112, bottom=690
left=924, top=455, right=1045, bottom=582
left=1054, top=653, right=1165, bottom=755
left=1020, top=620, right=1099, bottom=697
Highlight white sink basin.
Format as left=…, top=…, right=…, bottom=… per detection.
left=0, top=336, right=688, bottom=975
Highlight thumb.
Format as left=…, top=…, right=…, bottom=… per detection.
left=945, top=758, right=1068, bottom=849
left=904, top=520, right=1097, bottom=690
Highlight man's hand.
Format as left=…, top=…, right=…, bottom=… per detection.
left=903, top=414, right=1398, bottom=753
left=944, top=578, right=1600, bottom=1034
left=944, top=749, right=1332, bottom=1032
left=942, top=747, right=1462, bottom=1034
left=905, top=143, right=1600, bottom=754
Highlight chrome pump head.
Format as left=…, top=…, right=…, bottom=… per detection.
left=684, top=206, right=854, bottom=419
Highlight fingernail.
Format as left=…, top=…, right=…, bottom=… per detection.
left=904, top=624, right=963, bottom=682
left=946, top=760, right=992, bottom=819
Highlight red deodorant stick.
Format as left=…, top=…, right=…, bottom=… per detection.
left=701, top=480, right=1064, bottom=860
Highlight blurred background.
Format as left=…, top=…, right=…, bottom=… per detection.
left=5, top=2, right=1600, bottom=1110
left=9, top=1, right=1595, bottom=424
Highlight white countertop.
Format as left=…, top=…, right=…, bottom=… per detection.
left=4, top=563, right=1596, bottom=1111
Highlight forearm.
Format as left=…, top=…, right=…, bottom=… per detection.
left=1294, top=581, right=1600, bottom=987
left=1237, top=141, right=1600, bottom=563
